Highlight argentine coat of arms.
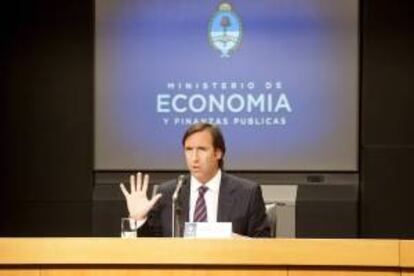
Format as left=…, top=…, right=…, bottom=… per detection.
left=208, top=2, right=242, bottom=58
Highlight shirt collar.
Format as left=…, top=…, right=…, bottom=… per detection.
left=190, top=169, right=221, bottom=195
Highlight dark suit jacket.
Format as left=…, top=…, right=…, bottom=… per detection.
left=139, top=173, right=270, bottom=237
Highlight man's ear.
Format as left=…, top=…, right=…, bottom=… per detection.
left=215, top=149, right=223, bottom=160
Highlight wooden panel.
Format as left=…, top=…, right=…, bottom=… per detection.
left=0, top=238, right=400, bottom=267
left=0, top=269, right=39, bottom=276
left=41, top=268, right=287, bottom=276
left=402, top=270, right=414, bottom=276
left=289, top=268, right=400, bottom=276
left=401, top=241, right=414, bottom=267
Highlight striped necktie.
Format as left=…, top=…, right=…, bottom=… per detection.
left=193, top=186, right=208, bottom=222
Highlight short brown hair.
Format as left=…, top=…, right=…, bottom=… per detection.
left=182, top=123, right=226, bottom=169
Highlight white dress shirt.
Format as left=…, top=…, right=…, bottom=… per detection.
left=189, top=170, right=222, bottom=223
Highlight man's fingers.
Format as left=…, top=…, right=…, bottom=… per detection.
left=142, top=174, right=149, bottom=193
left=136, top=172, right=143, bottom=191
left=120, top=183, right=129, bottom=197
left=130, top=174, right=136, bottom=193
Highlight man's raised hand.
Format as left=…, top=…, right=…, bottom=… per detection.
left=120, top=172, right=162, bottom=220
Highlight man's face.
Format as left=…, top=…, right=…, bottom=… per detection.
left=184, top=129, right=223, bottom=184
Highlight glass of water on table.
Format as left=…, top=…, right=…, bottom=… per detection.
left=121, top=217, right=138, bottom=238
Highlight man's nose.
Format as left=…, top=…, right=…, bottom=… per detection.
left=191, top=150, right=199, bottom=161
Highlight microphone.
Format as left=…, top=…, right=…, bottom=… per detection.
left=172, top=174, right=186, bottom=237
left=172, top=174, right=185, bottom=202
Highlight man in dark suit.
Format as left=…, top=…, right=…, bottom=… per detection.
left=120, top=123, right=270, bottom=237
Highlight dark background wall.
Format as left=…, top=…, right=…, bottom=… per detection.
left=360, top=0, right=414, bottom=238
left=1, top=0, right=413, bottom=237
left=0, top=0, right=93, bottom=236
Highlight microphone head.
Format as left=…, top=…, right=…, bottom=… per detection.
left=177, top=174, right=186, bottom=185
left=172, top=174, right=186, bottom=201
left=177, top=174, right=184, bottom=185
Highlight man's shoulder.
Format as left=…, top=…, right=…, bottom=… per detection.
left=222, top=173, right=259, bottom=190
left=157, top=176, right=189, bottom=193
left=158, top=178, right=177, bottom=192
left=156, top=173, right=260, bottom=192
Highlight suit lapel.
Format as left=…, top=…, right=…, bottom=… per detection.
left=217, top=173, right=235, bottom=222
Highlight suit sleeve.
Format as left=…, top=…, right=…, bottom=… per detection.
left=136, top=201, right=164, bottom=237
left=247, top=185, right=271, bottom=237
left=137, top=185, right=170, bottom=237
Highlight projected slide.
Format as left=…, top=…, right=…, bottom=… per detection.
left=95, top=0, right=359, bottom=171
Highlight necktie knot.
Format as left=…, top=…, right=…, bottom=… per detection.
left=198, top=186, right=208, bottom=196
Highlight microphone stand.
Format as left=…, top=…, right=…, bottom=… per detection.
left=172, top=175, right=185, bottom=237
left=172, top=198, right=182, bottom=237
